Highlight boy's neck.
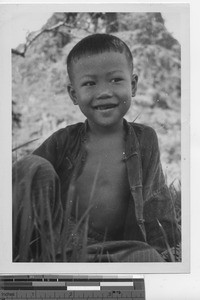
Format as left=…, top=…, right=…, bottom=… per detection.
left=87, top=119, right=125, bottom=138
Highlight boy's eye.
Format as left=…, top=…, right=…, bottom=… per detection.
left=82, top=81, right=95, bottom=87
left=111, top=78, right=123, bottom=83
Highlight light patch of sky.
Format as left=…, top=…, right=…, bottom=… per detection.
left=11, top=11, right=53, bottom=48
left=11, top=11, right=181, bottom=49
left=162, top=12, right=181, bottom=43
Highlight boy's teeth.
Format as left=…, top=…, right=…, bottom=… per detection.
left=98, top=106, right=107, bottom=110
left=96, top=104, right=116, bottom=110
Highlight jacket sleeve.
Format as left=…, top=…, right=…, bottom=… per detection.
left=140, top=126, right=181, bottom=253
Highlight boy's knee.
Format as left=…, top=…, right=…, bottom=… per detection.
left=13, top=154, right=58, bottom=184
left=13, top=155, right=61, bottom=213
left=32, top=155, right=56, bottom=178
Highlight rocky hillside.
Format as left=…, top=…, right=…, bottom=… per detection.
left=12, top=12, right=181, bottom=184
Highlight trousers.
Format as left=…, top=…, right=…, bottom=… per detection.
left=12, top=155, right=164, bottom=262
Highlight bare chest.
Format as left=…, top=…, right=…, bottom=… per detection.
left=73, top=138, right=130, bottom=238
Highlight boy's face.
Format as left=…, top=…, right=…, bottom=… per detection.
left=68, top=51, right=137, bottom=131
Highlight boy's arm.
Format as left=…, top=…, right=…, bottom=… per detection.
left=140, top=126, right=181, bottom=253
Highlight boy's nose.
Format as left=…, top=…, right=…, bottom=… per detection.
left=96, top=85, right=113, bottom=99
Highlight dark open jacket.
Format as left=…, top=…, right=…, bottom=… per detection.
left=33, top=119, right=181, bottom=253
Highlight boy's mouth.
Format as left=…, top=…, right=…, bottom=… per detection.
left=93, top=104, right=118, bottom=111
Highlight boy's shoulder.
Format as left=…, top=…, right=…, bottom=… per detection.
left=128, top=121, right=159, bottom=154
left=51, top=122, right=85, bottom=139
left=128, top=121, right=157, bottom=140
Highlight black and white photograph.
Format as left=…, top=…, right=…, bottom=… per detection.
left=0, top=3, right=190, bottom=274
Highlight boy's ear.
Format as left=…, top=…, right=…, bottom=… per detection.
left=131, top=74, right=138, bottom=97
left=67, top=84, right=78, bottom=105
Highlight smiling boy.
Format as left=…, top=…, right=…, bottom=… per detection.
left=13, top=34, right=180, bottom=262
left=66, top=38, right=137, bottom=241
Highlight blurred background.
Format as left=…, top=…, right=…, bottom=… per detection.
left=12, top=12, right=181, bottom=186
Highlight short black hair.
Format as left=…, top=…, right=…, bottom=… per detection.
left=67, top=33, right=133, bottom=81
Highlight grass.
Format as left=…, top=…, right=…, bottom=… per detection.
left=13, top=179, right=182, bottom=262
left=159, top=180, right=182, bottom=262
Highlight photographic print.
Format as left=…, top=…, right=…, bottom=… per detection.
left=0, top=3, right=189, bottom=273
